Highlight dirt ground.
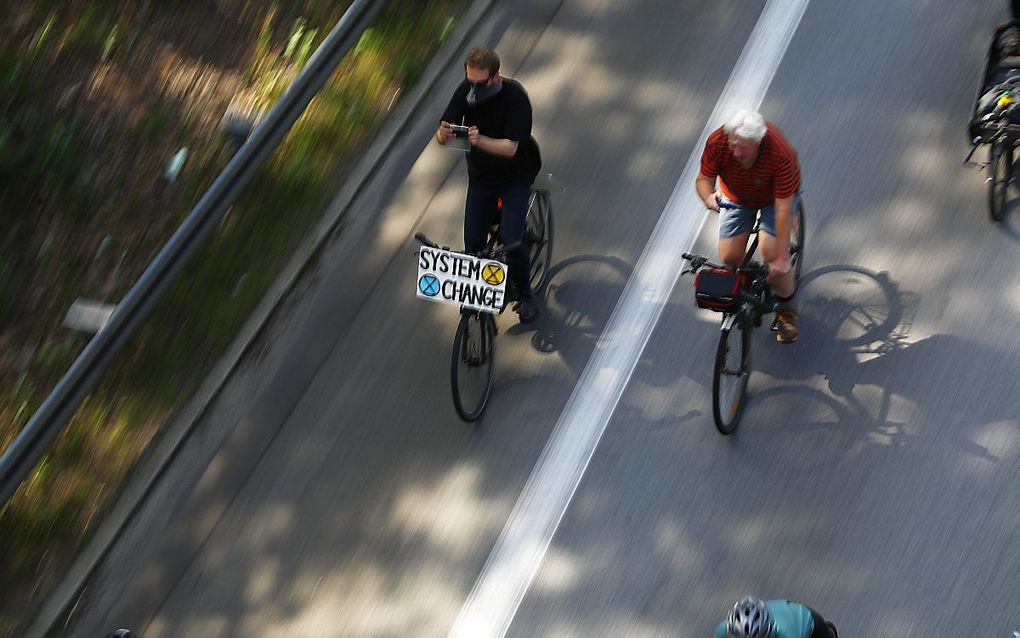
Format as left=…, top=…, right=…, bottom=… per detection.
left=0, top=1, right=355, bottom=402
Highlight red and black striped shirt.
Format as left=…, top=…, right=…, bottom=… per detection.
left=700, top=122, right=800, bottom=208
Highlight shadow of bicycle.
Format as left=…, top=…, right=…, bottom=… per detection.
left=505, top=253, right=634, bottom=372
left=747, top=263, right=1020, bottom=467
left=752, top=263, right=916, bottom=385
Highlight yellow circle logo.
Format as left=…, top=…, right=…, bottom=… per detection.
left=481, top=262, right=505, bottom=286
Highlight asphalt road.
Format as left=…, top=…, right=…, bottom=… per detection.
left=64, top=0, right=1020, bottom=636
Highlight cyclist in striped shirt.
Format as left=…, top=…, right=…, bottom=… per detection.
left=695, top=109, right=802, bottom=343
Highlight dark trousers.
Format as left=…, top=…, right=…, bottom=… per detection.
left=464, top=181, right=532, bottom=295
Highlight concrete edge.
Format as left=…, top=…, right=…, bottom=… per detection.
left=30, top=1, right=495, bottom=635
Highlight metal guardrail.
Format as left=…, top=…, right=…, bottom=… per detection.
left=0, top=0, right=382, bottom=507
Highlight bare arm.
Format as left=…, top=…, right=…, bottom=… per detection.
left=772, top=195, right=793, bottom=253
left=468, top=127, right=519, bottom=158
left=696, top=172, right=720, bottom=210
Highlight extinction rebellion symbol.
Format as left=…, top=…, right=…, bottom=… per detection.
left=418, top=274, right=440, bottom=296
left=481, top=262, right=505, bottom=286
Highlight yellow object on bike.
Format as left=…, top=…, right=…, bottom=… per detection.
left=998, top=92, right=1014, bottom=108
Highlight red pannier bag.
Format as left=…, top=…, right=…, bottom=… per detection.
left=694, top=268, right=745, bottom=312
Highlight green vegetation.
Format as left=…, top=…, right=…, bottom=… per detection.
left=0, top=0, right=469, bottom=633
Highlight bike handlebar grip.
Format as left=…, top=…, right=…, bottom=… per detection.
left=501, top=240, right=523, bottom=254
left=414, top=232, right=438, bottom=248
left=681, top=252, right=694, bottom=260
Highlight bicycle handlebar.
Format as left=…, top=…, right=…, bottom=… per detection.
left=681, top=252, right=769, bottom=277
left=681, top=252, right=720, bottom=270
left=499, top=240, right=523, bottom=254
left=414, top=232, right=439, bottom=248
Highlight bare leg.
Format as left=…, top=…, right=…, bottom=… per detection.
left=718, top=233, right=751, bottom=267
left=758, top=230, right=798, bottom=342
left=758, top=231, right=796, bottom=298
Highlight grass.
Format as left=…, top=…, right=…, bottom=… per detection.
left=0, top=0, right=469, bottom=633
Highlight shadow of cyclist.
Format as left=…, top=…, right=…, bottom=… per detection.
left=506, top=253, right=634, bottom=373
left=749, top=264, right=1020, bottom=467
left=752, top=264, right=916, bottom=390
left=736, top=264, right=915, bottom=449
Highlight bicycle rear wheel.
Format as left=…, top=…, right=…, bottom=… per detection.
left=451, top=312, right=495, bottom=421
left=712, top=314, right=752, bottom=435
left=791, top=198, right=806, bottom=283
left=989, top=142, right=1012, bottom=221
left=525, top=189, right=554, bottom=292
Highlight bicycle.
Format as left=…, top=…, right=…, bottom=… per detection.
left=415, top=176, right=554, bottom=421
left=968, top=94, right=1020, bottom=221
left=682, top=198, right=805, bottom=434
left=967, top=22, right=1020, bottom=221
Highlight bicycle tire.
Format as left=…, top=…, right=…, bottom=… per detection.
left=791, top=198, right=806, bottom=283
left=989, top=142, right=1012, bottom=221
left=525, top=189, right=554, bottom=292
left=451, top=312, right=495, bottom=422
left=712, top=314, right=752, bottom=435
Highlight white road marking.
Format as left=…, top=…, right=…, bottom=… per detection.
left=449, top=1, right=812, bottom=635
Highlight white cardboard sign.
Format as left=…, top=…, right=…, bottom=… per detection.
left=416, top=246, right=508, bottom=314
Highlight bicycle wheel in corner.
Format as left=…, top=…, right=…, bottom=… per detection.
left=451, top=311, right=495, bottom=422
left=712, top=314, right=752, bottom=435
left=525, top=189, right=554, bottom=293
left=791, top=198, right=806, bottom=283
left=989, top=142, right=1012, bottom=222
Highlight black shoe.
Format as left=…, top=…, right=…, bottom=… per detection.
left=516, top=293, right=539, bottom=324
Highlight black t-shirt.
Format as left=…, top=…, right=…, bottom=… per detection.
left=441, top=77, right=541, bottom=186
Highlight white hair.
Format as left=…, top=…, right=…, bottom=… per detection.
left=723, top=109, right=767, bottom=142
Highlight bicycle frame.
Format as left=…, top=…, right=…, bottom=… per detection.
left=730, top=217, right=776, bottom=324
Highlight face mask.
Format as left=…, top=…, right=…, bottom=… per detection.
left=467, top=77, right=502, bottom=106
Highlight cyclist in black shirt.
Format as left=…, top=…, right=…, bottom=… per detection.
left=436, top=47, right=542, bottom=322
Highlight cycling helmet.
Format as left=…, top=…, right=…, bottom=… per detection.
left=726, top=596, right=775, bottom=638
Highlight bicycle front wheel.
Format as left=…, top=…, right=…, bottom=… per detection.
left=451, top=312, right=495, bottom=422
left=712, top=314, right=752, bottom=435
left=791, top=197, right=806, bottom=283
left=989, top=142, right=1012, bottom=222
left=525, top=189, right=554, bottom=292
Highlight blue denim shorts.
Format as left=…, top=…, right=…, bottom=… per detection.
left=719, top=194, right=800, bottom=238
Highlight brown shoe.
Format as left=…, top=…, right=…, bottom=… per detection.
left=775, top=308, right=799, bottom=344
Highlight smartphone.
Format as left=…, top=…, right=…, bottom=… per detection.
left=450, top=124, right=470, bottom=138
